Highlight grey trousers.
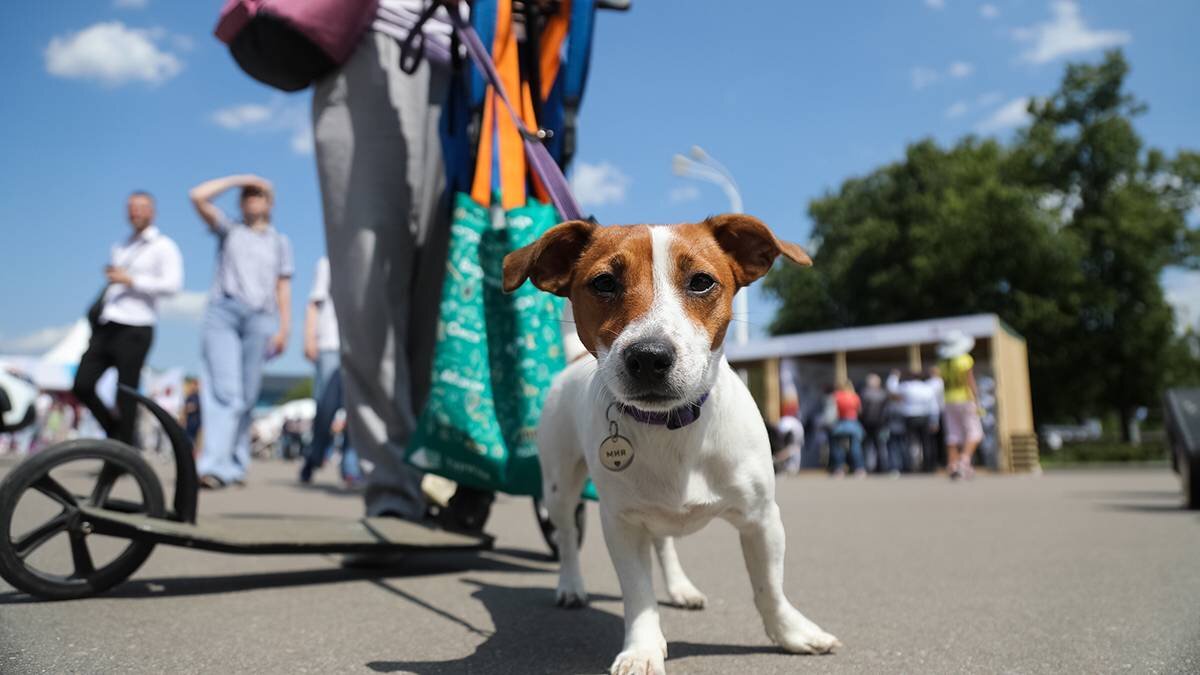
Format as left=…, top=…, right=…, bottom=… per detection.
left=312, top=31, right=451, bottom=519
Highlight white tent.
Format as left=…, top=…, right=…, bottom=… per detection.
left=0, top=320, right=119, bottom=407
left=41, top=319, right=91, bottom=366
left=30, top=319, right=94, bottom=391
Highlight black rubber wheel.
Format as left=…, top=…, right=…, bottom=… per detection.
left=0, top=439, right=165, bottom=600
left=533, top=499, right=585, bottom=561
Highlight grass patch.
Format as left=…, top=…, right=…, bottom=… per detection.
left=1040, top=439, right=1168, bottom=466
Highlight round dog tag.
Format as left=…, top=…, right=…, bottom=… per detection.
left=599, top=434, right=635, bottom=472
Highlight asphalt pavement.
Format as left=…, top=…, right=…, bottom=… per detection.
left=1, top=454, right=1197, bottom=674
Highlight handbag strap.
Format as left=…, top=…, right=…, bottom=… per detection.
left=444, top=4, right=586, bottom=222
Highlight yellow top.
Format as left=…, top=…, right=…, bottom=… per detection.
left=941, top=354, right=975, bottom=404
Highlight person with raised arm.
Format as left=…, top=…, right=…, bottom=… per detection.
left=189, top=174, right=293, bottom=489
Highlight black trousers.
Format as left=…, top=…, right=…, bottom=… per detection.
left=905, top=415, right=937, bottom=472
left=72, top=321, right=153, bottom=445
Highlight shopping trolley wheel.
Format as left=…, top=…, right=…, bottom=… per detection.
left=533, top=499, right=585, bottom=561
left=0, top=439, right=165, bottom=600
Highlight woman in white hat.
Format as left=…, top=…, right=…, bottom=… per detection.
left=938, top=330, right=983, bottom=479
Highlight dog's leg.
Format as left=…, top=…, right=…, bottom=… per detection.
left=602, top=510, right=667, bottom=675
left=546, top=455, right=589, bottom=608
left=734, top=502, right=840, bottom=654
left=653, top=537, right=706, bottom=609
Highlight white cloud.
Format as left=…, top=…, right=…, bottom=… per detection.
left=570, top=162, right=630, bottom=208
left=980, top=3, right=999, bottom=19
left=290, top=128, right=314, bottom=155
left=924, top=0, right=946, bottom=9
left=0, top=324, right=74, bottom=354
left=668, top=185, right=701, bottom=204
left=1013, top=0, right=1131, bottom=64
left=976, top=97, right=1031, bottom=133
left=212, top=104, right=273, bottom=130
left=946, top=91, right=1003, bottom=119
left=948, top=61, right=974, bottom=78
left=976, top=90, right=1003, bottom=107
left=910, top=66, right=940, bottom=90
left=45, top=21, right=182, bottom=86
left=114, top=0, right=149, bottom=8
left=211, top=100, right=312, bottom=156
left=159, top=291, right=207, bottom=322
left=912, top=61, right=973, bottom=90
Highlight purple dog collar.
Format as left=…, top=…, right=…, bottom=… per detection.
left=619, top=393, right=711, bottom=430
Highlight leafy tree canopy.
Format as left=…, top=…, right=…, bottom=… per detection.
left=766, top=50, right=1200, bottom=430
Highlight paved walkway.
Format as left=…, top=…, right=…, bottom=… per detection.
left=1, top=455, right=1197, bottom=674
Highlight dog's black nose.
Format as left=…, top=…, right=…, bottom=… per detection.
left=624, top=341, right=676, bottom=384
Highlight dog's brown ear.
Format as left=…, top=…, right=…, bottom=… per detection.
left=703, top=214, right=811, bottom=287
left=503, top=220, right=597, bottom=296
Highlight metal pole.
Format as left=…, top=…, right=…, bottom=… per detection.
left=673, top=149, right=749, bottom=346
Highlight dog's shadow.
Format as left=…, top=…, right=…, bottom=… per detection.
left=367, top=580, right=784, bottom=674
left=367, top=579, right=622, bottom=674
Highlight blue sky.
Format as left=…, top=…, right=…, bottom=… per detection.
left=1, top=0, right=1197, bottom=376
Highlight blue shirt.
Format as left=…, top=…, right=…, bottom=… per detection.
left=210, top=211, right=294, bottom=314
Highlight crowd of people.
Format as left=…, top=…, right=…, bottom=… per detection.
left=8, top=2, right=496, bottom=547
left=5, top=2, right=991, bottom=549
left=771, top=331, right=987, bottom=480
left=37, top=180, right=363, bottom=491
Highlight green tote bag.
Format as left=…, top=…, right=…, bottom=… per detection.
left=406, top=193, right=566, bottom=496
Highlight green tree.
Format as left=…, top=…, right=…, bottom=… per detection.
left=1013, top=50, right=1200, bottom=436
left=766, top=137, right=1082, bottom=421
left=280, top=377, right=313, bottom=403
left=766, top=50, right=1199, bottom=433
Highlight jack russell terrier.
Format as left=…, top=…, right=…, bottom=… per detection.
left=503, top=214, right=841, bottom=674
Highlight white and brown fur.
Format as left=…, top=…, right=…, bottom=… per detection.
left=503, top=214, right=840, bottom=675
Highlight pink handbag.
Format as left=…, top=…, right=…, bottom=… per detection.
left=215, top=0, right=380, bottom=91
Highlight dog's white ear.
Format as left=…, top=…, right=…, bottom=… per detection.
left=703, top=214, right=811, bottom=287
left=503, top=220, right=597, bottom=296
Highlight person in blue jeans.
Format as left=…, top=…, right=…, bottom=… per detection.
left=299, top=257, right=361, bottom=486
left=829, top=380, right=866, bottom=478
left=189, top=174, right=293, bottom=489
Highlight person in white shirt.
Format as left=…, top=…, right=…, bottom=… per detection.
left=72, top=191, right=183, bottom=445
left=887, top=369, right=942, bottom=473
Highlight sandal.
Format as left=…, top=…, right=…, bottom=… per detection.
left=198, top=474, right=225, bottom=490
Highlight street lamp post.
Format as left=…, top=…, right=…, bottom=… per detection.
left=672, top=146, right=750, bottom=346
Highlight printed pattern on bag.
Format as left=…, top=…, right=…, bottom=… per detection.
left=407, top=193, right=566, bottom=496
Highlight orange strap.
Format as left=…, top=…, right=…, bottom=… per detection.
left=496, top=0, right=529, bottom=210
left=539, top=0, right=570, bottom=101
left=471, top=0, right=571, bottom=209
left=470, top=93, right=496, bottom=207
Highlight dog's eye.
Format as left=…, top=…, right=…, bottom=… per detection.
left=590, top=273, right=619, bottom=297
left=687, top=273, right=717, bottom=294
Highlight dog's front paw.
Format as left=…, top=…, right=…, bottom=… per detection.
left=610, top=645, right=666, bottom=675
left=666, top=582, right=707, bottom=610
left=555, top=575, right=588, bottom=609
left=768, top=617, right=841, bottom=655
